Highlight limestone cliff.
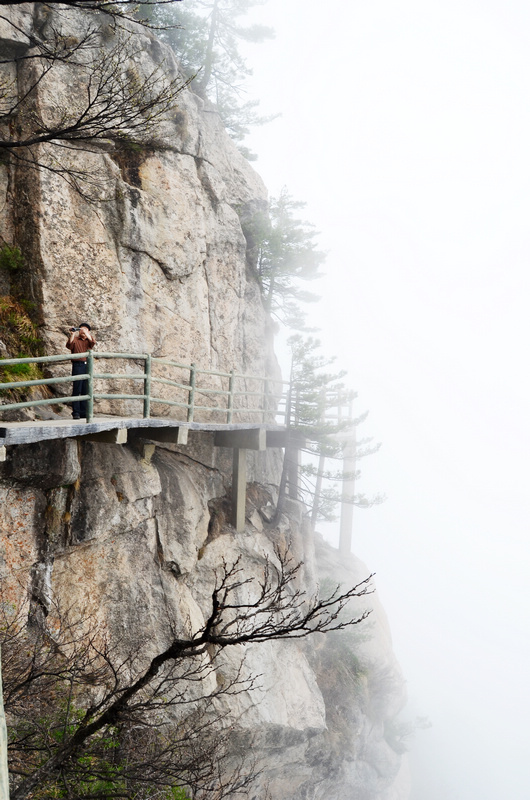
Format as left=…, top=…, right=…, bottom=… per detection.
left=0, top=6, right=409, bottom=799
left=1, top=437, right=409, bottom=800
left=0, top=3, right=271, bottom=379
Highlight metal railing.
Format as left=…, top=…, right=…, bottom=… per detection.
left=0, top=352, right=289, bottom=425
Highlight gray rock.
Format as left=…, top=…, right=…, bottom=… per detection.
left=3, top=438, right=80, bottom=489
left=0, top=439, right=408, bottom=800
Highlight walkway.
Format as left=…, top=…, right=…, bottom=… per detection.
left=0, top=351, right=290, bottom=530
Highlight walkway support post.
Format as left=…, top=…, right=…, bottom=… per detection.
left=143, top=354, right=151, bottom=418
left=0, top=646, right=9, bottom=799
left=232, top=448, right=246, bottom=531
left=86, top=350, right=94, bottom=423
left=213, top=430, right=266, bottom=532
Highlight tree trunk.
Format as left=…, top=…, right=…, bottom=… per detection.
left=195, top=0, right=219, bottom=96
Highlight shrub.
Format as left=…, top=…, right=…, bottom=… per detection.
left=0, top=296, right=45, bottom=399
left=0, top=243, right=24, bottom=273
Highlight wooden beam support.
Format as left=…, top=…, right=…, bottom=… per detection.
left=232, top=448, right=247, bottom=531
left=0, top=446, right=6, bottom=462
left=78, top=428, right=128, bottom=444
left=214, top=428, right=266, bottom=451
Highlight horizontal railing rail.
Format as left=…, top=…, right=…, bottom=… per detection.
left=0, top=351, right=290, bottom=426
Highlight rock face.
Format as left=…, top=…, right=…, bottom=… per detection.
left=0, top=6, right=409, bottom=799
left=0, top=436, right=409, bottom=800
left=0, top=3, right=273, bottom=382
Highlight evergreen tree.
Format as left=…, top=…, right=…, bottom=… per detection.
left=151, top=0, right=275, bottom=150
left=249, top=188, right=325, bottom=330
left=273, top=336, right=383, bottom=528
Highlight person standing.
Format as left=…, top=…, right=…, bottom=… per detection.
left=66, top=323, right=96, bottom=419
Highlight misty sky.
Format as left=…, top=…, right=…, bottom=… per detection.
left=240, top=2, right=530, bottom=798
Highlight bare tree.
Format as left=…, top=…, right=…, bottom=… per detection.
left=0, top=3, right=188, bottom=196
left=0, top=0, right=183, bottom=29
left=2, top=549, right=373, bottom=799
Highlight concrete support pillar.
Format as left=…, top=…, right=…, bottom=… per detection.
left=286, top=446, right=301, bottom=500
left=214, top=428, right=267, bottom=533
left=232, top=448, right=247, bottom=531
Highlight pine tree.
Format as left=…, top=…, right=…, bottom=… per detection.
left=273, top=336, right=383, bottom=528
left=247, top=188, right=325, bottom=330
left=152, top=0, right=275, bottom=150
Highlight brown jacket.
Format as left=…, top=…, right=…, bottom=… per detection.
left=66, top=334, right=96, bottom=361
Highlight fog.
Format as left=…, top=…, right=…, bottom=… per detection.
left=241, top=1, right=530, bottom=798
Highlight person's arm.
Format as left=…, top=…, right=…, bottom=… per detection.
left=66, top=329, right=79, bottom=350
left=85, top=331, right=96, bottom=348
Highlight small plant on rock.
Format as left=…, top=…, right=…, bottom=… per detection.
left=0, top=296, right=45, bottom=399
left=0, top=244, right=24, bottom=274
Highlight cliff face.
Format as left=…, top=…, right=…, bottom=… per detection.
left=0, top=6, right=409, bottom=799
left=0, top=3, right=271, bottom=378
left=1, top=437, right=409, bottom=800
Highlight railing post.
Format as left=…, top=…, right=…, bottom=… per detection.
left=227, top=370, right=235, bottom=423
left=143, top=354, right=151, bottom=418
left=187, top=363, right=196, bottom=422
left=86, top=351, right=94, bottom=423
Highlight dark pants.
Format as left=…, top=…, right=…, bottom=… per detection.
left=71, top=360, right=88, bottom=418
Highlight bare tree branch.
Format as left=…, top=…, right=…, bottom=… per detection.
left=0, top=7, right=189, bottom=195
left=3, top=549, right=373, bottom=799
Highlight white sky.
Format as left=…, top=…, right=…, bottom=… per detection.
left=239, top=1, right=530, bottom=798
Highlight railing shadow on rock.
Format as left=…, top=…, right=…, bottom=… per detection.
left=0, top=352, right=289, bottom=426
